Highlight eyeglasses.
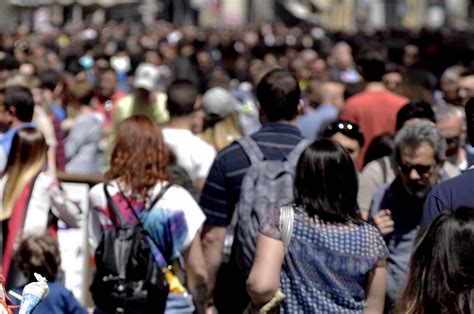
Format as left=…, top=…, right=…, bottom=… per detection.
left=399, top=163, right=433, bottom=176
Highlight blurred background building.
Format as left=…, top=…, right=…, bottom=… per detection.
left=1, top=0, right=473, bottom=32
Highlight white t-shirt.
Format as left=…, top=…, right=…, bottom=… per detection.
left=88, top=181, right=206, bottom=257
left=162, top=128, right=216, bottom=184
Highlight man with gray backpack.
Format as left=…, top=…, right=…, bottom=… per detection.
left=200, top=69, right=308, bottom=313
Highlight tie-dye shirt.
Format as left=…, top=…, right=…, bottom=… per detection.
left=88, top=181, right=205, bottom=266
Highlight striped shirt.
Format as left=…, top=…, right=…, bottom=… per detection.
left=199, top=123, right=304, bottom=227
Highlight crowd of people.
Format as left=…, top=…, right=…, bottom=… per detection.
left=1, top=18, right=474, bottom=314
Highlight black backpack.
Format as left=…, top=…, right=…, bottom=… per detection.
left=90, top=183, right=171, bottom=314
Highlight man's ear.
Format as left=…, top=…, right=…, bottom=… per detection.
left=297, top=99, right=304, bottom=115
left=194, top=96, right=202, bottom=111
left=7, top=106, right=16, bottom=117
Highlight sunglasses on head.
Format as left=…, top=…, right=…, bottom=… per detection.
left=328, top=121, right=360, bottom=132
left=399, top=163, right=433, bottom=176
left=324, top=121, right=365, bottom=147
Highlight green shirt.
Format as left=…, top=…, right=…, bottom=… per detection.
left=113, top=92, right=169, bottom=133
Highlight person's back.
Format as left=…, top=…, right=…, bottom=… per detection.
left=201, top=69, right=305, bottom=313
left=280, top=207, right=386, bottom=313
left=63, top=78, right=103, bottom=174
left=248, top=140, right=387, bottom=313
left=89, top=115, right=207, bottom=313
left=11, top=235, right=86, bottom=314
left=162, top=80, right=216, bottom=191
left=112, top=63, right=169, bottom=139
left=340, top=58, right=408, bottom=169
left=342, top=89, right=407, bottom=168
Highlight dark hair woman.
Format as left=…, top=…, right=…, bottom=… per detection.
left=88, top=114, right=208, bottom=314
left=394, top=207, right=474, bottom=314
left=247, top=139, right=388, bottom=313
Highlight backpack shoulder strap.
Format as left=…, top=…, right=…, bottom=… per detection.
left=146, top=183, right=172, bottom=211
left=113, top=182, right=171, bottom=253
left=237, top=137, right=265, bottom=165
left=103, top=183, right=126, bottom=225
left=287, top=139, right=311, bottom=167
left=377, top=158, right=387, bottom=183
left=279, top=205, right=294, bottom=254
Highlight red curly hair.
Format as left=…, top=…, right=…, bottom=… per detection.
left=106, top=114, right=169, bottom=199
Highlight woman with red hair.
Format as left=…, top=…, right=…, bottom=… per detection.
left=88, top=114, right=208, bottom=314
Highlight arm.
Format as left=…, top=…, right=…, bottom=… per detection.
left=364, top=265, right=387, bottom=314
left=46, top=146, right=57, bottom=176
left=182, top=234, right=208, bottom=314
left=201, top=224, right=226, bottom=307
left=246, top=233, right=284, bottom=307
left=196, top=178, right=206, bottom=192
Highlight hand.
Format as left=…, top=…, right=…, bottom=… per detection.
left=372, top=209, right=394, bottom=236
left=206, top=305, right=217, bottom=314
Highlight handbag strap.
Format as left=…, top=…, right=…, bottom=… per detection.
left=279, top=205, right=294, bottom=255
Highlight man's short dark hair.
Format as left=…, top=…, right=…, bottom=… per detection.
left=4, top=85, right=35, bottom=122
left=166, top=79, right=198, bottom=117
left=256, top=69, right=300, bottom=122
left=358, top=58, right=386, bottom=83
left=396, top=100, right=436, bottom=131
left=38, top=70, right=60, bottom=92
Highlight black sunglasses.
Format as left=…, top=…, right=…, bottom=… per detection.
left=399, top=163, right=433, bottom=176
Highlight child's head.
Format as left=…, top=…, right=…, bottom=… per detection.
left=14, top=235, right=61, bottom=282
left=396, top=207, right=474, bottom=313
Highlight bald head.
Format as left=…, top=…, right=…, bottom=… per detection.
left=307, top=80, right=345, bottom=110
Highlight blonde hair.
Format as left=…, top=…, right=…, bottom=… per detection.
left=1, top=128, right=46, bottom=220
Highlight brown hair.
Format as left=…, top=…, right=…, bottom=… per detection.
left=14, top=235, right=61, bottom=282
left=106, top=114, right=169, bottom=199
left=393, top=208, right=474, bottom=314
left=1, top=128, right=46, bottom=220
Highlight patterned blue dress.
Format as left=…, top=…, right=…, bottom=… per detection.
left=260, top=206, right=388, bottom=313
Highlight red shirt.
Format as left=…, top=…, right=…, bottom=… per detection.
left=340, top=90, right=408, bottom=170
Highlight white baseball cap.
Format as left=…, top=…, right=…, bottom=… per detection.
left=133, top=63, right=160, bottom=91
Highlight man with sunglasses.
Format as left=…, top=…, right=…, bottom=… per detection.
left=368, top=121, right=446, bottom=311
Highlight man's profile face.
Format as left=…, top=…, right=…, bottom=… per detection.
left=398, top=142, right=442, bottom=199
left=437, top=115, right=463, bottom=158
left=458, top=75, right=474, bottom=105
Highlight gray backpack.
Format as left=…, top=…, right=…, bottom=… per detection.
left=226, top=136, right=309, bottom=274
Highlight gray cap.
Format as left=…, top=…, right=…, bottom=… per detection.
left=202, top=87, right=237, bottom=119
